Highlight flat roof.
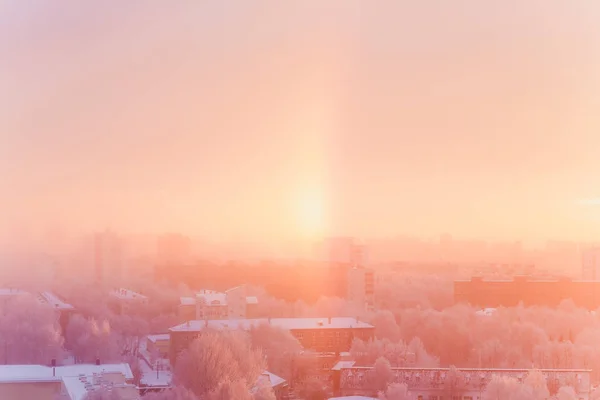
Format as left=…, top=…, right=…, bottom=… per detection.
left=337, top=366, right=591, bottom=373
left=39, top=292, right=75, bottom=310
left=170, top=317, right=374, bottom=332
left=110, top=288, right=147, bottom=300
left=0, top=363, right=134, bottom=383
left=147, top=334, right=170, bottom=343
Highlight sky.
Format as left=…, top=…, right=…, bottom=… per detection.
left=2, top=1, right=600, bottom=244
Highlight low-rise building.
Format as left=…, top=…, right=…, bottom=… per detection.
left=178, top=285, right=259, bottom=322
left=332, top=362, right=592, bottom=400
left=169, top=317, right=374, bottom=365
left=109, top=288, right=148, bottom=315
left=146, top=334, right=170, bottom=358
left=0, top=363, right=137, bottom=400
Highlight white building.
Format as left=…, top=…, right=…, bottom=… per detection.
left=0, top=363, right=138, bottom=400
left=582, top=247, right=600, bottom=280
left=178, top=286, right=258, bottom=321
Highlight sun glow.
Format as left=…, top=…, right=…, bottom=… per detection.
left=295, top=189, right=325, bottom=238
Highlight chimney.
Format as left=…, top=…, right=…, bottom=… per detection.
left=96, top=358, right=100, bottom=366
left=328, top=316, right=332, bottom=325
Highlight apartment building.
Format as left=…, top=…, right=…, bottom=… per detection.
left=169, top=317, right=375, bottom=365
left=347, top=268, right=375, bottom=312
left=0, top=363, right=138, bottom=400
left=332, top=363, right=592, bottom=400
left=178, top=286, right=259, bottom=322
left=109, top=288, right=148, bottom=315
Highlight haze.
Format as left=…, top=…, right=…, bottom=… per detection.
left=2, top=1, right=600, bottom=245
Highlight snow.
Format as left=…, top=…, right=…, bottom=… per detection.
left=329, top=397, right=378, bottom=400
left=0, top=363, right=134, bottom=382
left=170, top=317, right=374, bottom=332
left=110, top=288, right=147, bottom=300
left=332, top=361, right=357, bottom=371
left=260, top=371, right=286, bottom=388
left=0, top=288, right=28, bottom=296
left=180, top=296, right=195, bottom=306
left=39, top=292, right=75, bottom=310
left=139, top=358, right=172, bottom=387
left=147, top=334, right=169, bottom=343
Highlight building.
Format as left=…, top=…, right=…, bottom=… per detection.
left=145, top=334, right=170, bottom=358
left=347, top=268, right=375, bottom=312
left=36, top=292, right=75, bottom=331
left=454, top=276, right=600, bottom=309
left=0, top=363, right=138, bottom=400
left=178, top=286, right=259, bottom=322
left=93, top=231, right=125, bottom=286
left=109, top=288, right=148, bottom=315
left=254, top=371, right=289, bottom=400
left=169, top=317, right=375, bottom=365
left=582, top=247, right=600, bottom=280
left=332, top=363, right=592, bottom=400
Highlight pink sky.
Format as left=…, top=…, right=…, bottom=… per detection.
left=2, top=1, right=600, bottom=243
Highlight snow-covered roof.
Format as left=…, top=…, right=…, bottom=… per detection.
left=0, top=288, right=28, bottom=296
left=170, top=317, right=374, bottom=332
left=147, top=334, right=170, bottom=343
left=184, top=291, right=259, bottom=306
left=0, top=363, right=134, bottom=383
left=260, top=371, right=286, bottom=388
left=197, top=292, right=228, bottom=305
left=38, top=292, right=75, bottom=310
left=329, top=397, right=377, bottom=400
left=110, top=288, right=147, bottom=301
left=61, top=375, right=137, bottom=400
left=180, top=296, right=195, bottom=306
left=332, top=361, right=357, bottom=371
left=475, top=308, right=496, bottom=317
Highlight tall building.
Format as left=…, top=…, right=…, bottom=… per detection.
left=94, top=231, right=125, bottom=286
left=347, top=267, right=375, bottom=312
left=582, top=247, right=600, bottom=280
left=178, top=286, right=259, bottom=322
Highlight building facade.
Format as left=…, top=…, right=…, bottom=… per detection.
left=178, top=286, right=259, bottom=322
left=333, top=364, right=592, bottom=400
left=169, top=317, right=375, bottom=365
left=347, top=268, right=375, bottom=312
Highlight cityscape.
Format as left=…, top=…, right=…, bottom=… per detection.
left=3, top=1, right=600, bottom=400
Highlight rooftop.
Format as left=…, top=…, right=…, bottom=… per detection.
left=170, top=317, right=374, bottom=332
left=0, top=288, right=29, bottom=296
left=0, top=363, right=134, bottom=383
left=329, top=397, right=377, bottom=400
left=256, top=371, right=286, bottom=389
left=110, top=288, right=147, bottom=301
left=147, top=334, right=170, bottom=343
left=38, top=292, right=75, bottom=310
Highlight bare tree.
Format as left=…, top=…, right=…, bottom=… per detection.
left=173, top=331, right=265, bottom=398
left=378, top=382, right=412, bottom=400
left=249, top=322, right=302, bottom=380
left=373, top=357, right=394, bottom=393
left=0, top=295, right=64, bottom=364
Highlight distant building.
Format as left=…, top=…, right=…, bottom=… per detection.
left=0, top=363, right=137, bottom=400
left=109, top=288, right=148, bottom=315
left=36, top=292, right=76, bottom=331
left=178, top=285, right=259, bottom=322
left=168, top=317, right=375, bottom=365
left=347, top=268, right=375, bottom=312
left=94, top=231, right=125, bottom=286
left=582, top=247, right=600, bottom=280
left=332, top=362, right=592, bottom=400
left=145, top=334, right=170, bottom=358
left=455, top=276, right=600, bottom=309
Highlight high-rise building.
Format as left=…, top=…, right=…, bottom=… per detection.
left=582, top=247, right=600, bottom=280
left=347, top=267, right=375, bottom=312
